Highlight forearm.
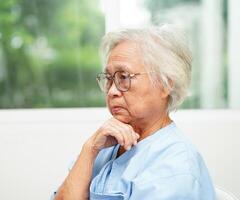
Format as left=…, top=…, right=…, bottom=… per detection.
left=54, top=143, right=99, bottom=200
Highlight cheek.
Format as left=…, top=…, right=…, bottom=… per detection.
left=124, top=94, right=146, bottom=117
left=126, top=85, right=163, bottom=117
left=127, top=96, right=157, bottom=119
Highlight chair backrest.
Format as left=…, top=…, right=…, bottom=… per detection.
left=215, top=187, right=239, bottom=200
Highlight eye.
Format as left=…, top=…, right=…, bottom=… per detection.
left=119, top=72, right=129, bottom=80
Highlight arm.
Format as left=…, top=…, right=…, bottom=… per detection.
left=54, top=118, right=139, bottom=200
left=54, top=143, right=99, bottom=200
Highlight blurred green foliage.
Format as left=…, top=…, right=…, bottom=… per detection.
left=0, top=0, right=229, bottom=109
left=0, top=0, right=105, bottom=108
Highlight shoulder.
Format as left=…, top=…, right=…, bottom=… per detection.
left=136, top=123, right=209, bottom=183
left=131, top=124, right=215, bottom=197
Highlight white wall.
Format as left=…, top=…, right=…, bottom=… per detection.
left=0, top=108, right=239, bottom=199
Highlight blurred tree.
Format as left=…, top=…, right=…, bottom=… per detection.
left=0, top=0, right=105, bottom=108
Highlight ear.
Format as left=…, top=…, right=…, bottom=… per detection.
left=160, top=78, right=173, bottom=99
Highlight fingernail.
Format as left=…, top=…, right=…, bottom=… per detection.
left=126, top=146, right=131, bottom=151
left=135, top=133, right=140, bottom=138
left=134, top=140, right=137, bottom=145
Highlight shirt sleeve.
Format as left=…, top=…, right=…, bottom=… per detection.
left=129, top=174, right=202, bottom=200
left=49, top=191, right=57, bottom=200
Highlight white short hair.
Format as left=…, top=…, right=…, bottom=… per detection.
left=100, top=24, right=192, bottom=112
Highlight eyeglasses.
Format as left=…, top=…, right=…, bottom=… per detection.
left=96, top=70, right=152, bottom=93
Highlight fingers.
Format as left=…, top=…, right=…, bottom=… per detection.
left=108, top=123, right=131, bottom=150
left=132, top=129, right=140, bottom=146
left=109, top=120, right=139, bottom=151
left=122, top=126, right=138, bottom=150
left=106, top=124, right=125, bottom=146
left=93, top=118, right=140, bottom=151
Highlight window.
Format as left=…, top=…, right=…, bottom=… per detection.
left=103, top=0, right=240, bottom=109
left=1, top=0, right=240, bottom=109
left=0, top=0, right=105, bottom=108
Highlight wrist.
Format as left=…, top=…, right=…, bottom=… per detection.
left=82, top=141, right=100, bottom=158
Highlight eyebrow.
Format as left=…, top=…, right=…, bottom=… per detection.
left=104, top=64, right=130, bottom=73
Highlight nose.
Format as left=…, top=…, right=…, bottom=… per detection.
left=107, top=80, right=122, bottom=97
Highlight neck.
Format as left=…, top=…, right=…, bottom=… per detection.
left=130, top=113, right=172, bottom=142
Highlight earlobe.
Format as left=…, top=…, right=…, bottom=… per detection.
left=161, top=87, right=170, bottom=99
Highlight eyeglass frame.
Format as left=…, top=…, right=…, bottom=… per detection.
left=96, top=70, right=154, bottom=93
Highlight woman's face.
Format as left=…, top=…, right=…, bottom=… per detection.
left=105, top=41, right=169, bottom=126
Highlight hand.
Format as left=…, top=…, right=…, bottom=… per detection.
left=86, top=118, right=140, bottom=153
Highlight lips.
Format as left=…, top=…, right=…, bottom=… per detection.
left=111, top=106, right=123, bottom=113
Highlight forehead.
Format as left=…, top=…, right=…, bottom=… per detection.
left=105, top=41, right=144, bottom=73
left=105, top=62, right=130, bottom=73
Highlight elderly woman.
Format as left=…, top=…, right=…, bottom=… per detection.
left=54, top=25, right=216, bottom=200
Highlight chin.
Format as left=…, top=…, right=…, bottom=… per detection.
left=112, top=114, right=131, bottom=124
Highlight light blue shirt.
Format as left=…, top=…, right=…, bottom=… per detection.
left=89, top=122, right=216, bottom=200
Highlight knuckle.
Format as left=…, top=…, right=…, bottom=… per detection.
left=124, top=139, right=131, bottom=146
left=119, top=138, right=124, bottom=144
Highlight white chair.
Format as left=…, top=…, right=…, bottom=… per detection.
left=215, top=186, right=239, bottom=200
